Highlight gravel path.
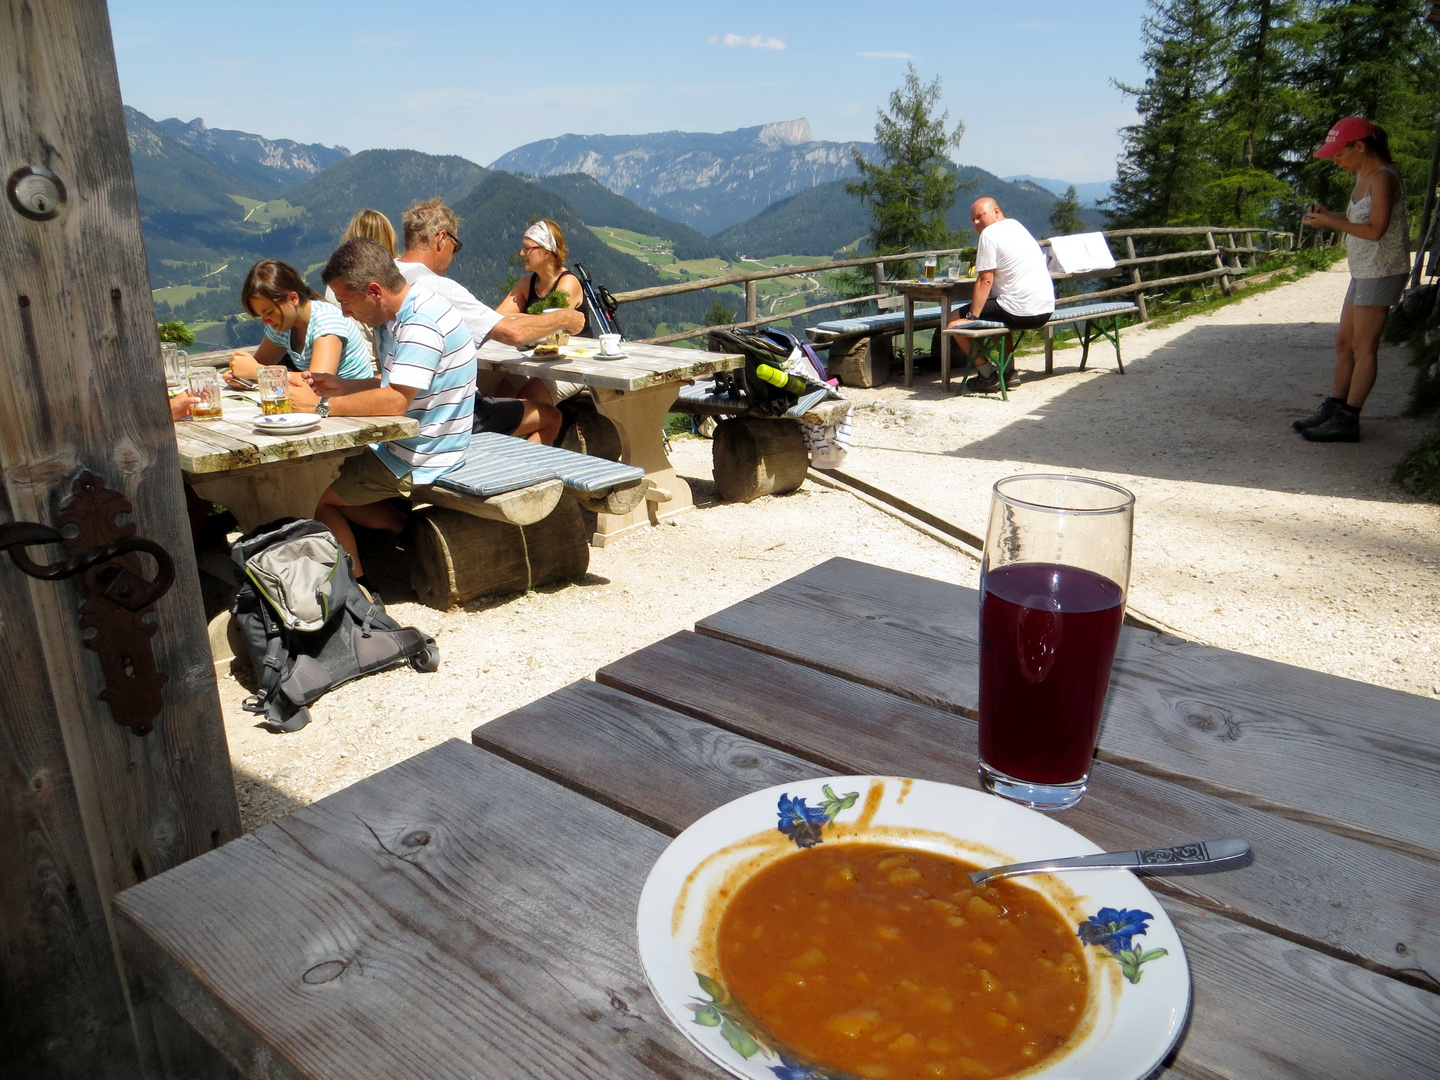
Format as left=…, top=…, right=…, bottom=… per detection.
left=220, top=263, right=1440, bottom=831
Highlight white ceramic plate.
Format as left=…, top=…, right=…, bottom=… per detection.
left=637, top=776, right=1189, bottom=1080
left=253, top=414, right=321, bottom=435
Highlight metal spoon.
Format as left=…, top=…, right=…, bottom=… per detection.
left=967, top=837, right=1251, bottom=886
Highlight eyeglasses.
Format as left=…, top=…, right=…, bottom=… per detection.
left=441, top=231, right=463, bottom=253
left=520, top=243, right=543, bottom=255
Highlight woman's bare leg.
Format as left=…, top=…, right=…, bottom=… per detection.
left=1336, top=302, right=1389, bottom=408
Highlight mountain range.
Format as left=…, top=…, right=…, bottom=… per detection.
left=1003, top=175, right=1114, bottom=207
left=122, top=107, right=1104, bottom=336
left=493, top=119, right=878, bottom=235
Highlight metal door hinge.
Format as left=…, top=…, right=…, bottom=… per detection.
left=1, top=472, right=175, bottom=735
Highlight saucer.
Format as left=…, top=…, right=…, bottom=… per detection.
left=253, top=414, right=321, bottom=435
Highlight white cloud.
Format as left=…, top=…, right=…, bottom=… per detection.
left=710, top=33, right=787, bottom=51
left=858, top=51, right=913, bottom=59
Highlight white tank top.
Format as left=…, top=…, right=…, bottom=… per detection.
left=1346, top=165, right=1410, bottom=278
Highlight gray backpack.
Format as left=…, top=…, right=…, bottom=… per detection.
left=231, top=518, right=440, bottom=732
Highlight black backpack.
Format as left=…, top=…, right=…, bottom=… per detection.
left=230, top=518, right=440, bottom=732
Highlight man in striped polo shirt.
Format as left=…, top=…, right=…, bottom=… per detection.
left=298, top=237, right=476, bottom=583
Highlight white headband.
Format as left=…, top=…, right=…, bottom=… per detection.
left=524, top=221, right=557, bottom=253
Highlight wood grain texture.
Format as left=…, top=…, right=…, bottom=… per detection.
left=472, top=684, right=1440, bottom=1080
left=478, top=338, right=743, bottom=392
left=1, top=0, right=240, bottom=1074
left=116, top=740, right=715, bottom=1080
left=694, top=558, right=1440, bottom=861
left=711, top=418, right=808, bottom=503
left=588, top=632, right=1440, bottom=988
left=175, top=407, right=417, bottom=476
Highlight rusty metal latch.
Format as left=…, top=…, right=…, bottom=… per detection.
left=1, top=472, right=176, bottom=735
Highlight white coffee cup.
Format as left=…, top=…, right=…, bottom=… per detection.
left=599, top=333, right=623, bottom=356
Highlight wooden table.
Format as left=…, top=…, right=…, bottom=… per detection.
left=175, top=393, right=417, bottom=532
left=113, top=558, right=1440, bottom=1080
left=478, top=337, right=744, bottom=545
left=891, top=278, right=976, bottom=389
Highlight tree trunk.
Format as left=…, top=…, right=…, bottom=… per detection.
left=712, top=418, right=809, bottom=503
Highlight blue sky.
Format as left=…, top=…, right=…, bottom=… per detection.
left=107, top=0, right=1148, bottom=183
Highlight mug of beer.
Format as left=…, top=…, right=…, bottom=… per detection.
left=257, top=366, right=292, bottom=415
left=186, top=368, right=224, bottom=420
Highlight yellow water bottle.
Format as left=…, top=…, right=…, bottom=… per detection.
left=754, top=363, right=808, bottom=395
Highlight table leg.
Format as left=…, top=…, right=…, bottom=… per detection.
left=590, top=383, right=691, bottom=547
left=903, top=297, right=915, bottom=388
left=940, top=294, right=952, bottom=392
left=188, top=449, right=361, bottom=534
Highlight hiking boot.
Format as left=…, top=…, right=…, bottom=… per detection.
left=1301, top=409, right=1360, bottom=442
left=966, top=366, right=1021, bottom=394
left=1293, top=397, right=1341, bottom=432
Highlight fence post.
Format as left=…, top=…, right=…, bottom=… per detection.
left=873, top=260, right=885, bottom=298
left=1206, top=230, right=1232, bottom=295
left=1226, top=232, right=1242, bottom=275
left=744, top=280, right=757, bottom=325
left=1124, top=236, right=1148, bottom=321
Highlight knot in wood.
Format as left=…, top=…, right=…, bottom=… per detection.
left=729, top=753, right=760, bottom=770
left=302, top=959, right=351, bottom=985
left=401, top=829, right=432, bottom=848
left=1177, top=699, right=1242, bottom=742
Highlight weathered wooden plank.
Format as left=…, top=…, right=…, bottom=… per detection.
left=1, top=0, right=242, bottom=1075
left=694, top=558, right=1440, bottom=862
left=475, top=682, right=1440, bottom=1080
left=175, top=411, right=417, bottom=476
left=477, top=338, right=744, bottom=393
left=591, top=634, right=1440, bottom=988
left=115, top=740, right=713, bottom=1080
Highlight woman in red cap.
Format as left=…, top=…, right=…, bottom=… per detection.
left=1295, top=116, right=1410, bottom=442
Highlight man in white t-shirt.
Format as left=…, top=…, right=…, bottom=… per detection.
left=948, top=197, right=1055, bottom=392
left=395, top=199, right=579, bottom=443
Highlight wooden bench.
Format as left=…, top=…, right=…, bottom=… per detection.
left=409, top=433, right=647, bottom=609
left=673, top=379, right=852, bottom=503
left=805, top=306, right=945, bottom=388
left=941, top=300, right=1140, bottom=399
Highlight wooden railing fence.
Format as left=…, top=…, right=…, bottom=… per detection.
left=617, top=227, right=1295, bottom=345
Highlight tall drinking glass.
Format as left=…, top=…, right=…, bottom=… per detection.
left=922, top=253, right=937, bottom=281
left=977, top=474, right=1134, bottom=811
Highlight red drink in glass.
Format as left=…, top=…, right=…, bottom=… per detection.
left=979, top=562, right=1125, bottom=786
left=976, top=475, right=1133, bottom=811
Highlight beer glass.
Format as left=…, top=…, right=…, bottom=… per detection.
left=186, top=367, right=224, bottom=420
left=257, top=366, right=292, bottom=415
left=977, top=474, right=1134, bottom=811
left=922, top=253, right=937, bottom=281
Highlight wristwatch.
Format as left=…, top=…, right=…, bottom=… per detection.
left=315, top=396, right=330, bottom=419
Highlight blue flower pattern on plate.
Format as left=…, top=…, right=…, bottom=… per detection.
left=776, top=785, right=859, bottom=849
left=1078, top=906, right=1169, bottom=983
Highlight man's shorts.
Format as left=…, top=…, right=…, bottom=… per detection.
left=972, top=297, right=1053, bottom=331
left=329, top=448, right=414, bottom=506
left=472, top=395, right=527, bottom=435
left=1345, top=273, right=1407, bottom=308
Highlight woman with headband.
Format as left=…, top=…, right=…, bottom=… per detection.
left=497, top=219, right=590, bottom=406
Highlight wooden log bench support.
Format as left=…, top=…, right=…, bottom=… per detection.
left=408, top=433, right=647, bottom=608
left=805, top=306, right=945, bottom=388
left=673, top=380, right=853, bottom=503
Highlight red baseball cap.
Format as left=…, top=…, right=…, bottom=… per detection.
left=1315, top=116, right=1375, bottom=158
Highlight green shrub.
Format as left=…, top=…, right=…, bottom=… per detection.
left=1394, top=429, right=1440, bottom=502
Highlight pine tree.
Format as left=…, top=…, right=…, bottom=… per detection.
left=1106, top=0, right=1226, bottom=228
left=847, top=65, right=967, bottom=270
left=1048, top=187, right=1086, bottom=235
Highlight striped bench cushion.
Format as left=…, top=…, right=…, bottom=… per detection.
left=812, top=306, right=943, bottom=335
left=434, top=433, right=644, bottom=499
left=944, top=319, right=1008, bottom=334
left=1049, top=302, right=1137, bottom=322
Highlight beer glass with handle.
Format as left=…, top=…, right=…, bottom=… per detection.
left=978, top=474, right=1134, bottom=811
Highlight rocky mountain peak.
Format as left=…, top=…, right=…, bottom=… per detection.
left=757, top=119, right=812, bottom=148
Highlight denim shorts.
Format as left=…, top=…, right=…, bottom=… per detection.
left=1346, top=273, right=1407, bottom=307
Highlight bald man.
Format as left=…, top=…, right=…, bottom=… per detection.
left=949, top=197, right=1054, bottom=392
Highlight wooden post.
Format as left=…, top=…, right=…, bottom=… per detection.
left=1124, top=236, right=1148, bottom=321
left=0, top=2, right=241, bottom=1077
left=744, top=280, right=757, bottom=325
left=1206, top=230, right=1232, bottom=295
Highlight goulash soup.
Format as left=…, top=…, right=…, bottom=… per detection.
left=717, top=844, right=1087, bottom=1080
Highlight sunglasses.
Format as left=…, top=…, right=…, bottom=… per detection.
left=520, top=243, right=544, bottom=255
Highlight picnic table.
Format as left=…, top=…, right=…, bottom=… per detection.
left=113, top=558, right=1440, bottom=1080
left=477, top=336, right=744, bottom=545
left=890, top=278, right=976, bottom=388
left=175, top=392, right=416, bottom=532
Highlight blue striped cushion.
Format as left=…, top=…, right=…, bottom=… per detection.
left=435, top=433, right=645, bottom=499
left=1049, top=302, right=1137, bottom=321
left=813, top=306, right=943, bottom=335
left=946, top=319, right=1008, bottom=333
